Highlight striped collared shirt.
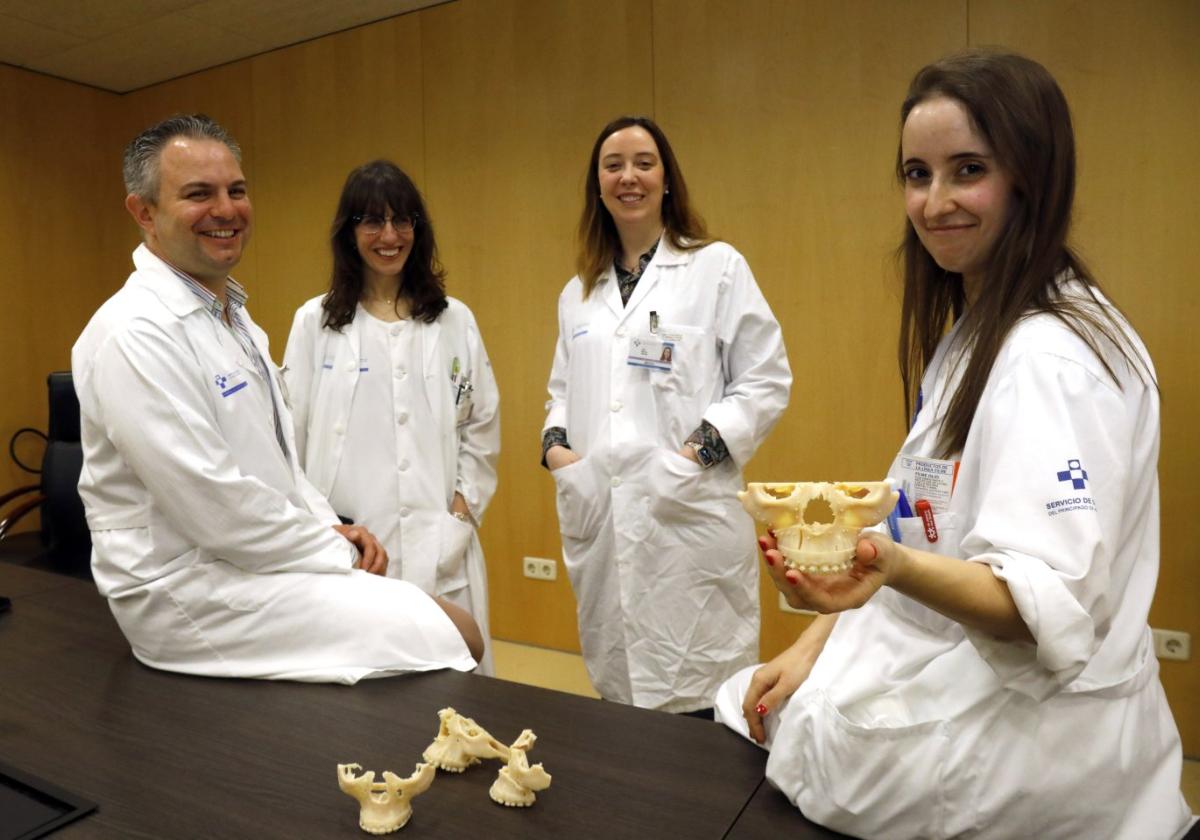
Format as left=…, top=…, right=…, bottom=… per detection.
left=166, top=264, right=290, bottom=459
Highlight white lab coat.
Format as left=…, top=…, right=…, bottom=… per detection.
left=544, top=239, right=791, bottom=712
left=716, top=281, right=1191, bottom=839
left=282, top=295, right=500, bottom=674
left=72, top=245, right=475, bottom=683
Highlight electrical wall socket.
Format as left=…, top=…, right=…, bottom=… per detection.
left=778, top=593, right=816, bottom=616
left=1152, top=629, right=1191, bottom=661
left=523, top=557, right=557, bottom=582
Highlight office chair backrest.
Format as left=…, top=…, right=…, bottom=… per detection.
left=42, top=372, right=90, bottom=572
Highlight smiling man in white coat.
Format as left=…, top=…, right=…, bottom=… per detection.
left=72, top=114, right=483, bottom=682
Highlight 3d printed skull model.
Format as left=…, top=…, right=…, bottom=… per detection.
left=739, top=481, right=898, bottom=573
left=422, top=707, right=511, bottom=772
left=489, top=729, right=553, bottom=808
left=336, top=762, right=436, bottom=834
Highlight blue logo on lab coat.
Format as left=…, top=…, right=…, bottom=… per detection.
left=1056, top=459, right=1088, bottom=489
left=213, top=370, right=247, bottom=398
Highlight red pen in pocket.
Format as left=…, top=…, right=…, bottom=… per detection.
left=916, top=499, right=939, bottom=543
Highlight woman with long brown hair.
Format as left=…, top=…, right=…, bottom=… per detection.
left=541, top=116, right=792, bottom=715
left=284, top=160, right=500, bottom=674
left=715, top=51, right=1189, bottom=839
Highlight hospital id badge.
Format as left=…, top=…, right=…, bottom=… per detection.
left=627, top=333, right=675, bottom=372
left=896, top=455, right=959, bottom=512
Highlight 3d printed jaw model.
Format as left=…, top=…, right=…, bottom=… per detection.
left=489, top=729, right=553, bottom=808
left=739, top=481, right=898, bottom=573
left=422, top=707, right=511, bottom=772
left=336, top=762, right=436, bottom=834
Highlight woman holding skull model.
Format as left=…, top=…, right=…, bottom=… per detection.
left=715, top=51, right=1190, bottom=839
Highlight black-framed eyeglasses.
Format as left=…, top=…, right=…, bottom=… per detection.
left=352, top=214, right=417, bottom=236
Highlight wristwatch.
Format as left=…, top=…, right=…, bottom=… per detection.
left=686, top=440, right=718, bottom=469
left=451, top=511, right=473, bottom=525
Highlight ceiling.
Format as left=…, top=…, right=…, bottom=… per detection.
left=0, top=0, right=449, bottom=93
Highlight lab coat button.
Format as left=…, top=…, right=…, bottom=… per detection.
left=398, top=460, right=410, bottom=471
left=345, top=361, right=356, bottom=372
left=390, top=325, right=402, bottom=337
left=611, top=476, right=622, bottom=488
left=400, top=507, right=411, bottom=517
left=334, top=424, right=345, bottom=435
left=397, top=412, right=408, bottom=424
left=610, top=400, right=622, bottom=412
left=616, top=326, right=627, bottom=338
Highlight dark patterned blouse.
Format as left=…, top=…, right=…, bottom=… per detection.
left=541, top=240, right=729, bottom=468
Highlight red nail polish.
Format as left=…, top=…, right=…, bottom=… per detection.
left=755, top=703, right=769, bottom=716
left=765, top=553, right=775, bottom=567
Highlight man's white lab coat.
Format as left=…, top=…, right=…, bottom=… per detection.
left=73, top=245, right=474, bottom=682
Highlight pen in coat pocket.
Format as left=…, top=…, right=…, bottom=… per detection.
left=915, top=499, right=938, bottom=543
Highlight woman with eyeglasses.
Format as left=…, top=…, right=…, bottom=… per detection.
left=284, top=160, right=500, bottom=673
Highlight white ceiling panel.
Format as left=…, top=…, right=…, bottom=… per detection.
left=0, top=0, right=450, bottom=92
left=180, top=0, right=436, bottom=51
left=0, top=11, right=87, bottom=65
left=0, top=0, right=201, bottom=40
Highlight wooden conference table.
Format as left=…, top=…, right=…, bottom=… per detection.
left=0, top=563, right=849, bottom=838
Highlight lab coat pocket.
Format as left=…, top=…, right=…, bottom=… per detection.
left=651, top=324, right=712, bottom=398
left=551, top=457, right=605, bottom=541
left=891, top=513, right=961, bottom=635
left=454, top=389, right=473, bottom=426
left=201, top=560, right=270, bottom=613
left=896, top=511, right=960, bottom=557
left=436, top=512, right=473, bottom=595
left=788, top=690, right=950, bottom=840
left=647, top=449, right=724, bottom=530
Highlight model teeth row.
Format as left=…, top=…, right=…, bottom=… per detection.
left=783, top=559, right=852, bottom=574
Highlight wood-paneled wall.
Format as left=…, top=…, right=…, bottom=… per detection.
left=0, top=65, right=124, bottom=501
left=1, top=0, right=1195, bottom=751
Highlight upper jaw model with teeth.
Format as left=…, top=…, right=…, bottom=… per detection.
left=421, top=707, right=510, bottom=772
left=739, top=481, right=898, bottom=573
left=336, top=762, right=436, bottom=835
left=489, top=729, right=552, bottom=807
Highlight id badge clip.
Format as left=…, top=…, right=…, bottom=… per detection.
left=627, top=310, right=677, bottom=371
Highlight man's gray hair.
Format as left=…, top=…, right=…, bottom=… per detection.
left=123, top=114, right=242, bottom=203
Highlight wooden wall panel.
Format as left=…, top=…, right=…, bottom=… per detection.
left=971, top=0, right=1200, bottom=757
left=421, top=0, right=655, bottom=650
left=0, top=66, right=121, bottom=510
left=653, top=0, right=964, bottom=660
left=250, top=16, right=426, bottom=345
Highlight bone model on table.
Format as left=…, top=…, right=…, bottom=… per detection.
left=338, top=707, right=553, bottom=833
left=739, top=481, right=898, bottom=573
left=336, top=761, right=436, bottom=835
left=421, top=706, right=511, bottom=772
left=489, top=729, right=553, bottom=808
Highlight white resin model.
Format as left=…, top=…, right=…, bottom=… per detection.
left=739, top=481, right=898, bottom=573
left=422, top=707, right=510, bottom=772
left=336, top=762, right=435, bottom=834
left=489, top=729, right=552, bottom=808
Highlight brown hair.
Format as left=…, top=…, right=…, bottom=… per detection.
left=323, top=160, right=447, bottom=329
left=575, top=116, right=711, bottom=297
left=896, top=49, right=1152, bottom=456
